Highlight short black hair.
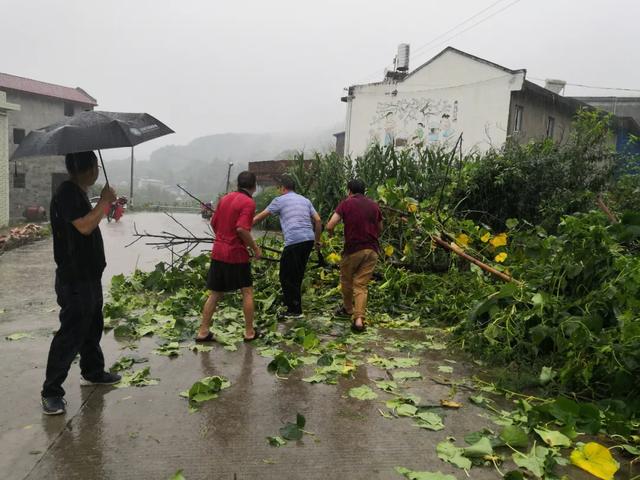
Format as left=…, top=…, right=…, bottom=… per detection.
left=278, top=175, right=296, bottom=191
left=65, top=151, right=97, bottom=175
left=347, top=179, right=365, bottom=195
left=237, top=171, right=257, bottom=190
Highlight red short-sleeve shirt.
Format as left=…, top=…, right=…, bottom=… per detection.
left=335, top=194, right=382, bottom=255
left=211, top=190, right=256, bottom=263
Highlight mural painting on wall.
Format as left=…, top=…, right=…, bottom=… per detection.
left=369, top=97, right=459, bottom=148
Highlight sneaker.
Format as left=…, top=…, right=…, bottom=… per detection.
left=277, top=310, right=304, bottom=320
left=80, top=371, right=122, bottom=386
left=42, top=396, right=66, bottom=415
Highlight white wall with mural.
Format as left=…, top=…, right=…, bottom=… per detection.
left=344, top=48, right=526, bottom=156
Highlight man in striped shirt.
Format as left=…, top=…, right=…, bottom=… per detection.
left=254, top=176, right=322, bottom=318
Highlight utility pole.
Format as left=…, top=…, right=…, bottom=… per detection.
left=129, top=146, right=135, bottom=209
left=225, top=162, right=234, bottom=193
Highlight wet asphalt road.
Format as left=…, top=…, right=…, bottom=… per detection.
left=0, top=213, right=603, bottom=480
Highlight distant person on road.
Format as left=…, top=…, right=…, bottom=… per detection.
left=195, top=171, right=262, bottom=343
left=41, top=151, right=121, bottom=416
left=253, top=175, right=322, bottom=319
left=326, top=179, right=382, bottom=332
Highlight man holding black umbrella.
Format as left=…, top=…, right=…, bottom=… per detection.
left=41, top=151, right=121, bottom=415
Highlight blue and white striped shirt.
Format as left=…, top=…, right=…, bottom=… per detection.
left=267, top=192, right=317, bottom=247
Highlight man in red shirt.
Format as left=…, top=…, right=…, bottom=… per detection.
left=195, top=171, right=262, bottom=342
left=326, top=179, right=382, bottom=332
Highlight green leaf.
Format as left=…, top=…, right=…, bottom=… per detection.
left=436, top=441, right=472, bottom=470
left=348, top=385, right=378, bottom=401
left=368, top=354, right=420, bottom=369
left=302, top=373, right=328, bottom=384
left=396, top=404, right=418, bottom=417
left=153, top=342, right=181, bottom=357
left=413, top=411, right=444, bottom=431
left=169, top=469, right=186, bottom=480
left=189, top=344, right=213, bottom=353
left=280, top=422, right=303, bottom=441
left=437, top=365, right=453, bottom=374
left=267, top=436, right=287, bottom=447
left=374, top=379, right=399, bottom=392
left=539, top=366, right=557, bottom=385
left=469, top=394, right=490, bottom=406
left=117, top=367, right=159, bottom=388
left=393, top=370, right=422, bottom=381
left=5, top=332, right=32, bottom=341
left=499, top=425, right=529, bottom=448
left=512, top=445, right=549, bottom=478
left=462, top=437, right=493, bottom=458
left=395, top=466, right=458, bottom=480
left=296, top=413, right=306, bottom=429
left=534, top=427, right=571, bottom=447
left=267, top=353, right=297, bottom=375
left=180, top=376, right=230, bottom=406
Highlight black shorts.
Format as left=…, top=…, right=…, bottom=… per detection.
left=206, top=260, right=252, bottom=292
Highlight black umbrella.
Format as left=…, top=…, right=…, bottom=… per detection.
left=11, top=111, right=174, bottom=190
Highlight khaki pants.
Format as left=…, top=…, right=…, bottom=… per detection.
left=340, top=249, right=378, bottom=321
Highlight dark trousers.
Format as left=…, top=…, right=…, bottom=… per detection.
left=279, top=240, right=314, bottom=314
left=41, top=276, right=105, bottom=398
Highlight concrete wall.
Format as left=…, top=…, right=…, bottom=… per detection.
left=0, top=93, right=20, bottom=227
left=344, top=49, right=525, bottom=157
left=507, top=86, right=579, bottom=144
left=3, top=90, right=93, bottom=219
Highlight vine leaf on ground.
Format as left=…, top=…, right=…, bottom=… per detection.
left=534, top=427, right=571, bottom=447
left=279, top=413, right=306, bottom=441
left=395, top=467, right=458, bottom=480
left=570, top=442, right=619, bottom=480
left=349, top=385, right=378, bottom=401
left=436, top=441, right=472, bottom=470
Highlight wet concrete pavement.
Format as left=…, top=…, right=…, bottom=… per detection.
left=0, top=213, right=610, bottom=480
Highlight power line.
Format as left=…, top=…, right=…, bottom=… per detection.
left=410, top=0, right=509, bottom=59
left=529, top=76, right=640, bottom=94
left=355, top=0, right=525, bottom=85
left=409, top=0, right=525, bottom=67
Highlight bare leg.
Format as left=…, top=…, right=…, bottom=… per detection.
left=197, top=291, right=223, bottom=338
left=241, top=287, right=255, bottom=339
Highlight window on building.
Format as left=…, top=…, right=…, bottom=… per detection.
left=514, top=105, right=524, bottom=133
left=546, top=116, right=556, bottom=138
left=13, top=128, right=25, bottom=144
left=64, top=102, right=75, bottom=117
left=13, top=173, right=26, bottom=189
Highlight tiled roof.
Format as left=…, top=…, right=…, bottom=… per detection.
left=0, top=72, right=97, bottom=106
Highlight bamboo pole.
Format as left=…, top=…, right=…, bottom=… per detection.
left=432, top=236, right=518, bottom=284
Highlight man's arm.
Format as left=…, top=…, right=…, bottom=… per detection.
left=236, top=227, right=262, bottom=259
left=325, top=212, right=342, bottom=237
left=253, top=209, right=271, bottom=225
left=312, top=212, right=322, bottom=245
left=72, top=185, right=116, bottom=236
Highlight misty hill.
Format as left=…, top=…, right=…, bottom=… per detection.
left=104, top=127, right=339, bottom=201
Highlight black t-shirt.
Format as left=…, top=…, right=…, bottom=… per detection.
left=50, top=181, right=106, bottom=283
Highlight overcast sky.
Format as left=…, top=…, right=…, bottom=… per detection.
left=2, top=0, right=639, bottom=159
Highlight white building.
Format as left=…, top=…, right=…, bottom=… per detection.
left=342, top=46, right=592, bottom=157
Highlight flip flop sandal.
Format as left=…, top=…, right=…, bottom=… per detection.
left=195, top=332, right=215, bottom=343
left=243, top=329, right=262, bottom=343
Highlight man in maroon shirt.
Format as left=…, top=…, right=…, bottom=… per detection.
left=326, top=179, right=382, bottom=332
left=195, top=171, right=262, bottom=342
